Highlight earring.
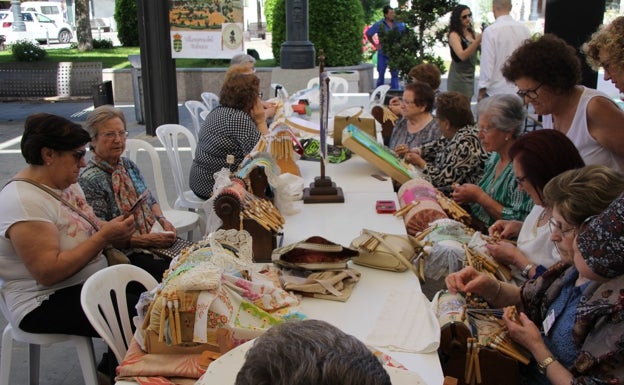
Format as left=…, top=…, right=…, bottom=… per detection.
left=505, top=137, right=510, bottom=141
left=46, top=162, right=51, bottom=166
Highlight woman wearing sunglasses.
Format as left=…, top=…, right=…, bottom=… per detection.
left=446, top=4, right=481, bottom=100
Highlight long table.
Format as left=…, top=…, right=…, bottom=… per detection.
left=117, top=155, right=443, bottom=385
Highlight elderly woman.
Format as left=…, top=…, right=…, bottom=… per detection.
left=452, top=94, right=533, bottom=229
left=0, top=113, right=134, bottom=337
left=584, top=16, right=624, bottom=94
left=446, top=165, right=624, bottom=385
left=389, top=81, right=440, bottom=157
left=79, top=105, right=175, bottom=280
left=190, top=73, right=267, bottom=199
left=503, top=33, right=624, bottom=172
left=405, top=91, right=488, bottom=190
left=487, top=130, right=585, bottom=282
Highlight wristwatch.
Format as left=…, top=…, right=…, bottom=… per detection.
left=537, top=356, right=556, bottom=374
left=521, top=263, right=535, bottom=278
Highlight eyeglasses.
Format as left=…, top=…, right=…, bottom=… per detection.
left=97, top=131, right=128, bottom=140
left=478, top=126, right=493, bottom=134
left=515, top=175, right=528, bottom=185
left=516, top=83, right=543, bottom=100
left=258, top=91, right=264, bottom=98
left=72, top=149, right=87, bottom=161
left=548, top=218, right=576, bottom=238
left=461, top=13, right=472, bottom=19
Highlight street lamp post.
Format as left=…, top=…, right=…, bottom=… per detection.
left=10, top=0, right=26, bottom=32
left=529, top=0, right=539, bottom=21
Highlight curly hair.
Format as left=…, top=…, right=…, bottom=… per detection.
left=583, top=16, right=624, bottom=75
left=404, top=81, right=435, bottom=112
left=219, top=73, right=260, bottom=114
left=21, top=113, right=90, bottom=165
left=509, top=129, right=585, bottom=203
left=435, top=91, right=474, bottom=129
left=449, top=5, right=475, bottom=39
left=409, top=63, right=442, bottom=91
left=544, top=165, right=624, bottom=227
left=502, top=34, right=581, bottom=94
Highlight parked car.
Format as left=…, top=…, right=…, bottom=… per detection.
left=0, top=10, right=73, bottom=44
left=21, top=1, right=66, bottom=26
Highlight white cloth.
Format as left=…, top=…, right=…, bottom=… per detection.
left=478, top=15, right=531, bottom=96
left=366, top=280, right=440, bottom=353
left=0, top=182, right=107, bottom=326
left=565, top=87, right=624, bottom=173
left=511, top=205, right=559, bottom=284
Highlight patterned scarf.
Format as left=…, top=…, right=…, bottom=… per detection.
left=92, top=155, right=154, bottom=234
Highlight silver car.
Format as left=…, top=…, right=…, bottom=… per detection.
left=0, top=10, right=73, bottom=44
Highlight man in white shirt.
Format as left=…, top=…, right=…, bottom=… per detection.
left=477, top=0, right=531, bottom=101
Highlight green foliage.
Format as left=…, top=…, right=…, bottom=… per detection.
left=69, top=38, right=115, bottom=50
left=115, top=0, right=139, bottom=46
left=271, top=0, right=365, bottom=67
left=361, top=0, right=388, bottom=24
left=264, top=0, right=278, bottom=31
left=380, top=0, right=457, bottom=81
left=10, top=40, right=47, bottom=62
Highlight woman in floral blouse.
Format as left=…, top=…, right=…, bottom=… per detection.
left=405, top=91, right=488, bottom=192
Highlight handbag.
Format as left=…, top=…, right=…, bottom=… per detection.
left=333, top=107, right=376, bottom=146
left=272, top=236, right=359, bottom=271
left=9, top=178, right=130, bottom=265
left=350, top=229, right=425, bottom=281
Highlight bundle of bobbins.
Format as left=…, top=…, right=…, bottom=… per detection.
left=213, top=179, right=284, bottom=262
left=268, top=129, right=301, bottom=176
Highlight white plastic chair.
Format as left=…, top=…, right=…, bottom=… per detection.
left=80, top=265, right=158, bottom=364
left=125, top=139, right=201, bottom=240
left=155, top=124, right=207, bottom=212
left=184, top=100, right=209, bottom=140
left=307, top=76, right=349, bottom=94
left=200, top=92, right=219, bottom=112
left=369, top=84, right=391, bottom=108
left=0, top=293, right=98, bottom=385
left=271, top=83, right=289, bottom=99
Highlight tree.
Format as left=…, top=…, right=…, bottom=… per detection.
left=74, top=0, right=93, bottom=51
left=270, top=0, right=365, bottom=67
left=115, top=0, right=140, bottom=46
left=380, top=0, right=458, bottom=81
left=361, top=0, right=388, bottom=24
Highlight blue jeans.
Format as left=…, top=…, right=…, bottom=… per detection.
left=376, top=53, right=399, bottom=89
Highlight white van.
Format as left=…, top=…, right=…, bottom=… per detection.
left=21, top=2, right=65, bottom=25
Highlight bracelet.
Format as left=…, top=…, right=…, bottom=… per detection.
left=155, top=215, right=166, bottom=221
left=521, top=263, right=535, bottom=278
left=486, top=280, right=502, bottom=304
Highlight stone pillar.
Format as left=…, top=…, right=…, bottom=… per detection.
left=280, top=0, right=315, bottom=69
left=10, top=0, right=25, bottom=32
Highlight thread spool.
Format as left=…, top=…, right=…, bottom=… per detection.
left=398, top=179, right=447, bottom=234
left=436, top=291, right=472, bottom=359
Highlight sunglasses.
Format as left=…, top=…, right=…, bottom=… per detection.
left=461, top=13, right=472, bottom=20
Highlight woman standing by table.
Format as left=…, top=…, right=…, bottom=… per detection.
left=452, top=94, right=533, bottom=229
left=447, top=4, right=481, bottom=100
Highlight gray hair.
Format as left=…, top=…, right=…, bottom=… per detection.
left=230, top=53, right=256, bottom=66
left=84, top=104, right=127, bottom=139
left=477, top=94, right=526, bottom=138
left=235, top=320, right=391, bottom=385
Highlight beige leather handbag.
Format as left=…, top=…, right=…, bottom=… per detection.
left=350, top=229, right=424, bottom=281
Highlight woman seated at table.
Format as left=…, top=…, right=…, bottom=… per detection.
left=487, top=129, right=585, bottom=283
left=452, top=94, right=533, bottom=230
left=404, top=91, right=488, bottom=191
left=0, top=113, right=135, bottom=338
left=584, top=16, right=624, bottom=94
left=79, top=105, right=175, bottom=280
left=388, top=81, right=440, bottom=157
left=190, top=73, right=267, bottom=199
left=502, top=33, right=624, bottom=172
left=446, top=168, right=624, bottom=384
